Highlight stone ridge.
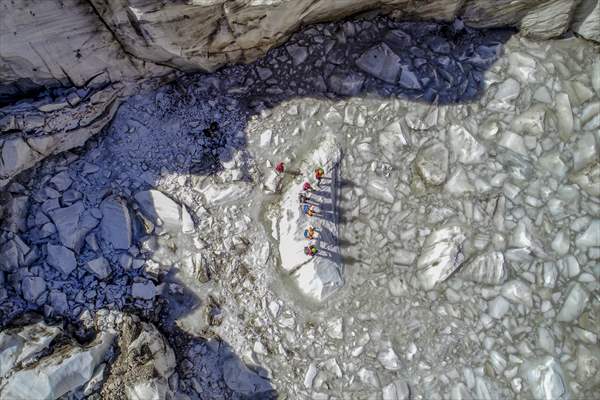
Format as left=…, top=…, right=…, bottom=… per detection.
left=1, top=0, right=598, bottom=98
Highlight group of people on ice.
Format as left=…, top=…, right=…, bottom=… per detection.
left=275, top=163, right=326, bottom=257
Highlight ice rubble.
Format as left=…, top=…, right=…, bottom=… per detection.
left=0, top=15, right=599, bottom=400
left=277, top=134, right=344, bottom=302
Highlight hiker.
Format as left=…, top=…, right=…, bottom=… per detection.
left=304, top=245, right=318, bottom=257
left=275, top=162, right=285, bottom=174
left=303, top=204, right=317, bottom=217
left=274, top=161, right=301, bottom=176
left=304, top=226, right=317, bottom=239
left=314, top=167, right=325, bottom=185
left=298, top=192, right=310, bottom=204
left=303, top=182, right=314, bottom=192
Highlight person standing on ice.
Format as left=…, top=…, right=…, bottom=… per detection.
left=275, top=162, right=285, bottom=174
left=314, top=167, right=325, bottom=186
left=274, top=161, right=301, bottom=176
left=304, top=245, right=318, bottom=257
left=303, top=204, right=318, bottom=217
left=304, top=226, right=317, bottom=239
left=303, top=182, right=314, bottom=192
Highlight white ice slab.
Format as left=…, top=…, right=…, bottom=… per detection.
left=277, top=135, right=343, bottom=302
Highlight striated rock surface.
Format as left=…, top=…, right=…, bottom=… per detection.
left=0, top=84, right=127, bottom=189
left=101, top=314, right=176, bottom=400
left=571, top=0, right=600, bottom=42
left=1, top=0, right=597, bottom=99
left=0, top=320, right=115, bottom=400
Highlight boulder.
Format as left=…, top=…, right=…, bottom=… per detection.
left=571, top=0, right=600, bottom=42
left=0, top=239, right=22, bottom=272
left=415, top=142, right=449, bottom=186
left=417, top=226, right=466, bottom=290
left=459, top=251, right=507, bottom=285
left=85, top=257, right=111, bottom=280
left=328, top=69, right=365, bottom=96
left=520, top=357, right=570, bottom=400
left=0, top=137, right=36, bottom=178
left=21, top=277, right=47, bottom=302
left=132, top=281, right=156, bottom=300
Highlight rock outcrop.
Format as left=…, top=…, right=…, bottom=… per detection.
left=1, top=0, right=598, bottom=100
left=0, top=318, right=115, bottom=400
left=100, top=314, right=176, bottom=400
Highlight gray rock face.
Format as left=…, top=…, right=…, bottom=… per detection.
left=1, top=0, right=596, bottom=97
left=0, top=321, right=61, bottom=379
left=0, top=84, right=125, bottom=190
left=100, top=315, right=176, bottom=400
left=100, top=196, right=132, bottom=250
left=571, top=0, right=600, bottom=42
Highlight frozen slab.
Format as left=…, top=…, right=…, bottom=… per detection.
left=459, top=251, right=507, bottom=285
left=557, top=283, right=589, bottom=322
left=134, top=190, right=194, bottom=234
left=277, top=135, right=343, bottom=302
left=48, top=202, right=99, bottom=253
left=46, top=244, right=77, bottom=276
left=100, top=196, right=132, bottom=250
left=417, top=225, right=466, bottom=290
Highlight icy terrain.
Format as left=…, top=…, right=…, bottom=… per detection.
left=1, top=16, right=599, bottom=400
